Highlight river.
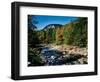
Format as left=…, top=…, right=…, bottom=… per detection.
left=39, top=44, right=75, bottom=65
left=29, top=44, right=88, bottom=66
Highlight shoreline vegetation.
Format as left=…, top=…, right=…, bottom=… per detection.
left=28, top=15, right=88, bottom=66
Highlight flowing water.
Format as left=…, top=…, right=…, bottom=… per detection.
left=40, top=45, right=69, bottom=65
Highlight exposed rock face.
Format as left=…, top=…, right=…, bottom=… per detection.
left=43, top=24, right=63, bottom=30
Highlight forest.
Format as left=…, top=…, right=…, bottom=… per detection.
left=28, top=15, right=88, bottom=66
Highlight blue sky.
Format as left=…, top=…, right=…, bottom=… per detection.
left=31, top=15, right=78, bottom=30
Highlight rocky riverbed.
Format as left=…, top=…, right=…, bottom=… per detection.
left=39, top=44, right=88, bottom=65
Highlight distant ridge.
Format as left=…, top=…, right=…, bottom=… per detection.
left=43, top=24, right=63, bottom=30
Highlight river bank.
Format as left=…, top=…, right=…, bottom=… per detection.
left=39, top=44, right=88, bottom=65
left=47, top=44, right=87, bottom=57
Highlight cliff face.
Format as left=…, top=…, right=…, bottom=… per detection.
left=43, top=24, right=63, bottom=30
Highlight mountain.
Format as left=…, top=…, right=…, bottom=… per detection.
left=43, top=24, right=63, bottom=30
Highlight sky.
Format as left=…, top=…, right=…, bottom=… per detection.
left=31, top=15, right=78, bottom=30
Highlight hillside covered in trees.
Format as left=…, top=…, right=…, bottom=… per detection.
left=28, top=15, right=88, bottom=66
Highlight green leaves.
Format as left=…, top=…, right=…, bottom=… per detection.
left=37, top=17, right=87, bottom=47
left=28, top=47, right=44, bottom=66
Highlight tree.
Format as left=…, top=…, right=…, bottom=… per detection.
left=63, top=22, right=74, bottom=45
left=51, top=28, right=56, bottom=43
left=28, top=15, right=40, bottom=48
left=56, top=27, right=64, bottom=45
left=73, top=17, right=88, bottom=47
left=28, top=15, right=38, bottom=29
left=63, top=17, right=87, bottom=47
